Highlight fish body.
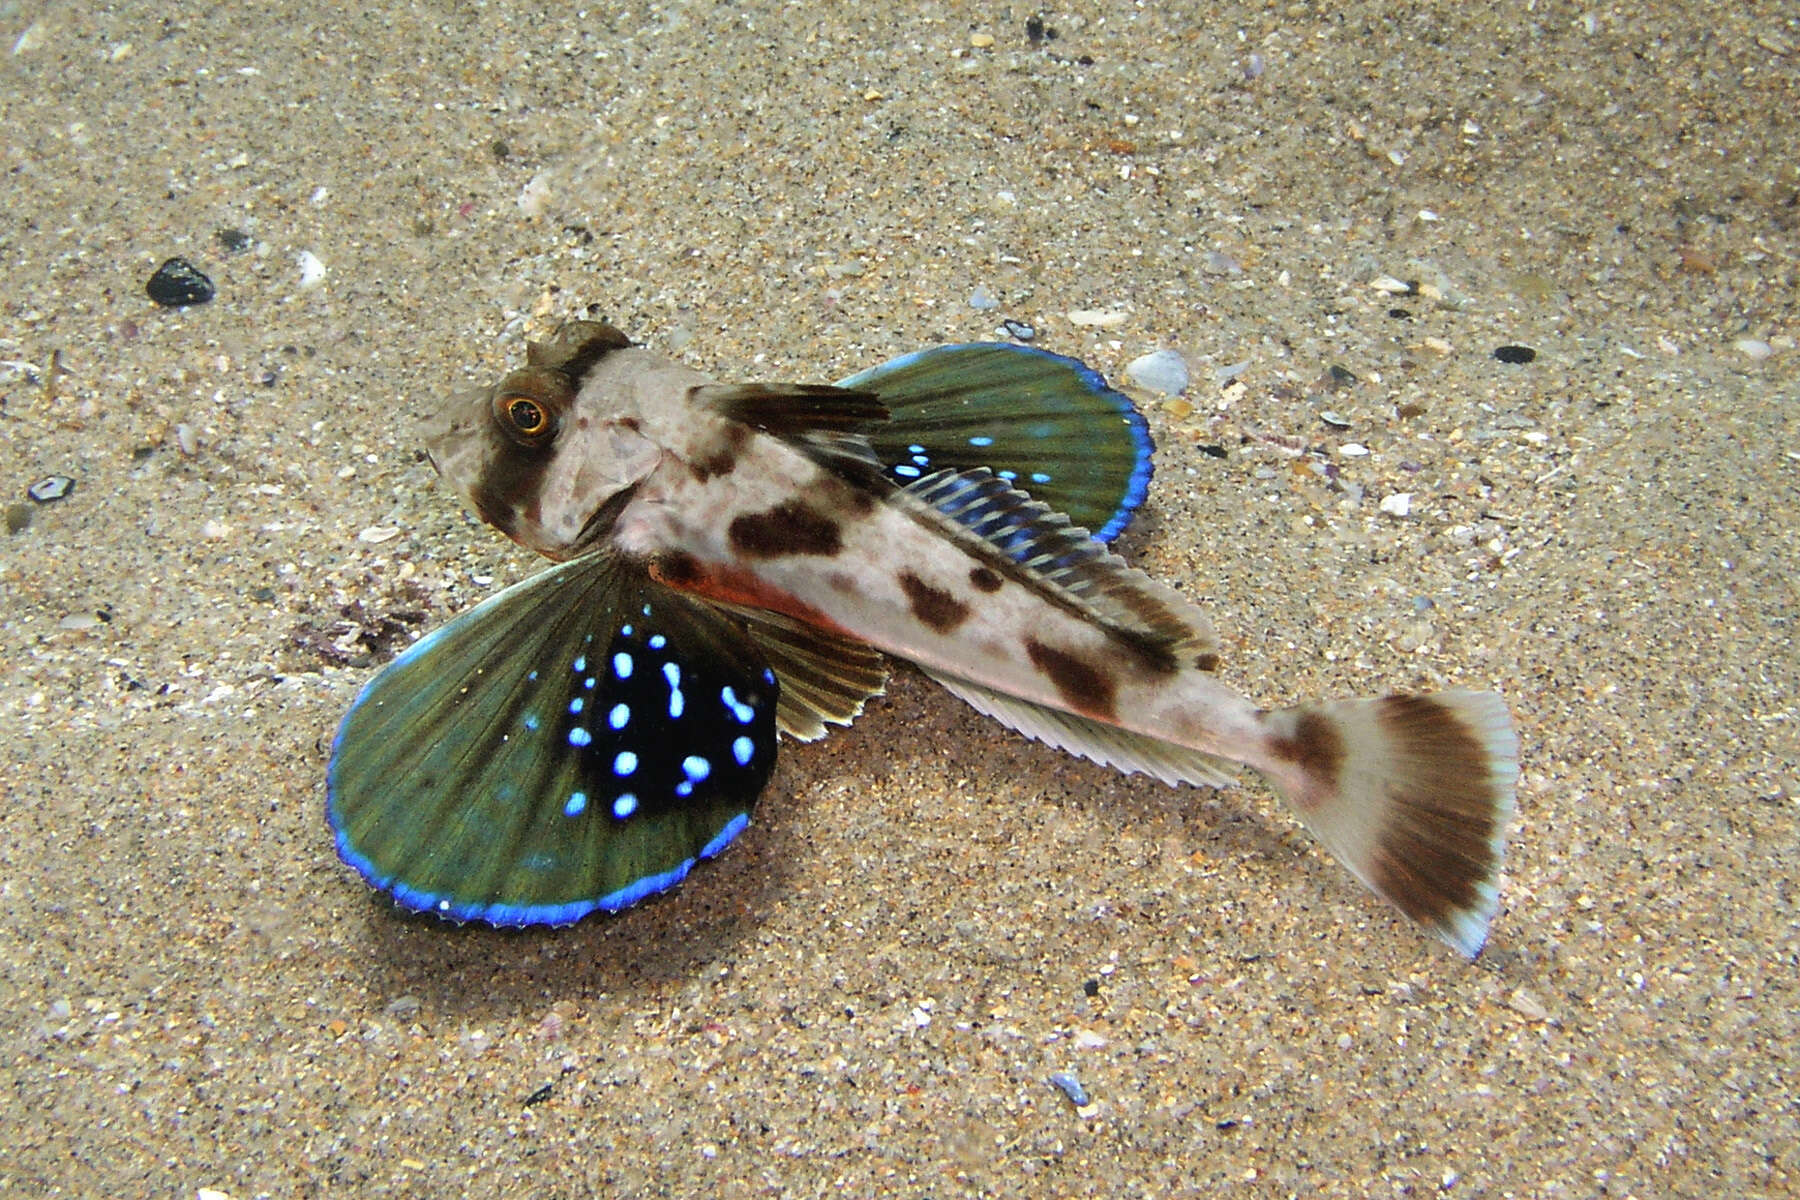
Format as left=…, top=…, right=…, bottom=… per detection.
left=330, top=322, right=1517, bottom=955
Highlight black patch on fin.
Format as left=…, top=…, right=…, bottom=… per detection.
left=692, top=383, right=889, bottom=435
left=898, top=467, right=1220, bottom=672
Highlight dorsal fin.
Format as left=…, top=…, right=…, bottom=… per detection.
left=690, top=383, right=892, bottom=478
left=691, top=383, right=888, bottom=435
left=526, top=320, right=634, bottom=382
left=897, top=467, right=1221, bottom=670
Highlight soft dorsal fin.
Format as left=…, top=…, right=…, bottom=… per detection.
left=691, top=383, right=888, bottom=435
left=897, top=467, right=1221, bottom=671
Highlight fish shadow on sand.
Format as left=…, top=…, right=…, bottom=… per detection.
left=346, top=674, right=1321, bottom=1022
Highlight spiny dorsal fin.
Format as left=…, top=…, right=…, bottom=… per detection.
left=692, top=383, right=889, bottom=435
left=897, top=467, right=1221, bottom=672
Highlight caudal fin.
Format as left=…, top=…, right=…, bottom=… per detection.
left=1257, top=690, right=1518, bottom=958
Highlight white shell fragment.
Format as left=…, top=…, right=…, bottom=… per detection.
left=1065, top=308, right=1129, bottom=328
left=1124, top=349, right=1190, bottom=396
left=1379, top=492, right=1414, bottom=517
left=27, top=474, right=75, bottom=502
left=297, top=250, right=327, bottom=290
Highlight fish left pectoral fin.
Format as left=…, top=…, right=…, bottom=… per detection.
left=325, top=548, right=784, bottom=926
left=714, top=603, right=890, bottom=741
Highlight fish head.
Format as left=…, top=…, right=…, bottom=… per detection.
left=424, top=321, right=664, bottom=560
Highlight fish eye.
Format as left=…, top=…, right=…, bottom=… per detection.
left=491, top=368, right=572, bottom=447
left=507, top=397, right=548, bottom=434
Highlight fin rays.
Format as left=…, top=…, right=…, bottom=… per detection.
left=901, top=467, right=1219, bottom=668
left=1257, top=690, right=1518, bottom=957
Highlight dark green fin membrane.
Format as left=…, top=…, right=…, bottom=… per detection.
left=326, top=549, right=779, bottom=926
left=839, top=343, right=1153, bottom=542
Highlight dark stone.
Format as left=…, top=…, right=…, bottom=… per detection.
left=1494, top=344, right=1537, bottom=364
left=146, top=257, right=215, bottom=307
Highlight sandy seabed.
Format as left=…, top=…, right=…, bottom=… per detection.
left=3, top=2, right=1796, bottom=1196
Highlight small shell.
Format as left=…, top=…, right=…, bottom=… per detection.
left=1065, top=308, right=1128, bottom=328
left=1125, top=349, right=1190, bottom=396
left=1047, top=1071, right=1090, bottom=1107
left=27, top=474, right=75, bottom=502
left=297, top=250, right=327, bottom=290
left=146, top=257, right=215, bottom=307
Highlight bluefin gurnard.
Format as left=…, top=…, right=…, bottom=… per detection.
left=328, top=321, right=1517, bottom=956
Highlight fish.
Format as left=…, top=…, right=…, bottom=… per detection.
left=328, top=320, right=1518, bottom=956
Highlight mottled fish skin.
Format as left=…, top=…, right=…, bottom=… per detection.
left=426, top=322, right=1519, bottom=957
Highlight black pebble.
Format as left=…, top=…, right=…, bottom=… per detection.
left=146, top=257, right=215, bottom=307
left=1494, top=344, right=1537, bottom=364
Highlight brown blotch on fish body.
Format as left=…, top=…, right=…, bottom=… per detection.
left=1194, top=652, right=1220, bottom=672
left=1025, top=637, right=1117, bottom=720
left=898, top=571, right=971, bottom=634
left=1366, top=695, right=1497, bottom=927
left=650, top=549, right=705, bottom=589
left=688, top=423, right=751, bottom=482
left=969, top=566, right=1003, bottom=593
left=728, top=501, right=844, bottom=559
left=1268, top=709, right=1345, bottom=796
left=469, top=445, right=552, bottom=540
